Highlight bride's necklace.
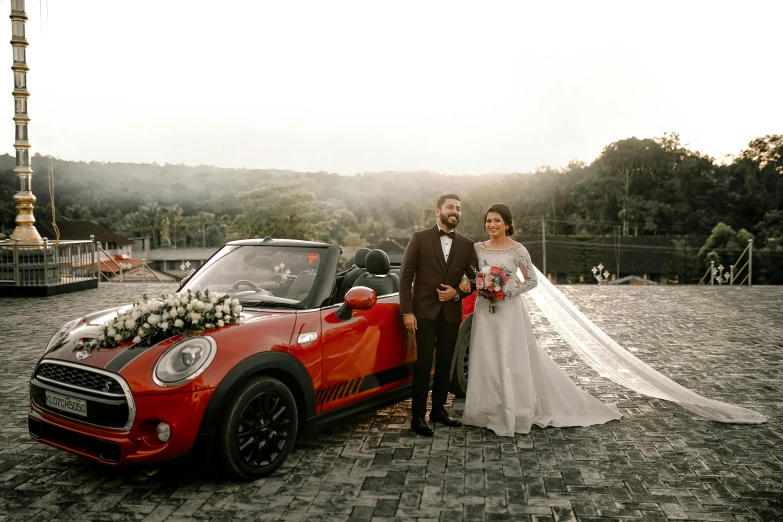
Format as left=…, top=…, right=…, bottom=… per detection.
left=484, top=237, right=511, bottom=250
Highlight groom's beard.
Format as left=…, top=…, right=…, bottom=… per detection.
left=439, top=214, right=460, bottom=230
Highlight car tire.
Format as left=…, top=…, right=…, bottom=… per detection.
left=449, top=328, right=470, bottom=398
left=217, top=376, right=299, bottom=480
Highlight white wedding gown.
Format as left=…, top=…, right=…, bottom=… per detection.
left=461, top=242, right=623, bottom=437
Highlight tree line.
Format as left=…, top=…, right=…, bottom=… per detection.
left=0, top=132, right=780, bottom=282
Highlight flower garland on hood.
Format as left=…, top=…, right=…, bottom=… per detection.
left=74, top=289, right=242, bottom=354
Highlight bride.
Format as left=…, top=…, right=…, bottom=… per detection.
left=459, top=203, right=622, bottom=436
left=458, top=203, right=766, bottom=437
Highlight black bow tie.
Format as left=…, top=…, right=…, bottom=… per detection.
left=439, top=229, right=455, bottom=239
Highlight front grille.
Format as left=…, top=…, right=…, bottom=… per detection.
left=36, top=364, right=124, bottom=395
left=31, top=361, right=134, bottom=431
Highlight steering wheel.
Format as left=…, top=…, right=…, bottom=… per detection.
left=232, top=280, right=262, bottom=291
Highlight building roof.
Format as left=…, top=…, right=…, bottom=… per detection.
left=608, top=275, right=659, bottom=285
left=35, top=220, right=134, bottom=246
left=374, top=238, right=408, bottom=253
left=99, top=256, right=145, bottom=274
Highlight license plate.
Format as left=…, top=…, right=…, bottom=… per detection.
left=45, top=390, right=87, bottom=417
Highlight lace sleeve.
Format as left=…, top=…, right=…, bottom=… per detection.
left=505, top=244, right=538, bottom=297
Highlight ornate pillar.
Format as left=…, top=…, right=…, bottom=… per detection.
left=9, top=0, right=41, bottom=243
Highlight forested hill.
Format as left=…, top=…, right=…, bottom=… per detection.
left=0, top=133, right=781, bottom=282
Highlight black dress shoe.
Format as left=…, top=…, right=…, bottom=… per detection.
left=429, top=410, right=462, bottom=427
left=411, top=417, right=434, bottom=437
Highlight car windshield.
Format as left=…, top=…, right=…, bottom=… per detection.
left=181, top=245, right=324, bottom=307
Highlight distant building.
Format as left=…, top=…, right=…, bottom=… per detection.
left=128, top=236, right=152, bottom=253
left=608, top=275, right=658, bottom=285
left=134, top=247, right=218, bottom=278
left=371, top=238, right=406, bottom=266
left=102, top=260, right=179, bottom=282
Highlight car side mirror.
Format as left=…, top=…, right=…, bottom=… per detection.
left=335, top=286, right=377, bottom=321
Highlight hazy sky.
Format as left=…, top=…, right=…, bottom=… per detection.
left=2, top=0, right=781, bottom=174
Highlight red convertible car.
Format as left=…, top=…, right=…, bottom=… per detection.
left=28, top=239, right=477, bottom=479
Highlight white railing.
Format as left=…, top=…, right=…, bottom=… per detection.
left=95, top=243, right=162, bottom=283
left=699, top=239, right=753, bottom=286
left=0, top=236, right=98, bottom=286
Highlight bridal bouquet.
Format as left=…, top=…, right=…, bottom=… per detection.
left=74, top=289, right=242, bottom=356
left=476, top=265, right=511, bottom=313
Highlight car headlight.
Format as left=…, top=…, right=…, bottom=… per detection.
left=153, top=336, right=217, bottom=387
left=44, top=318, right=80, bottom=354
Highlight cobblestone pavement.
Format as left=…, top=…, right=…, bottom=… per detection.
left=0, top=283, right=781, bottom=521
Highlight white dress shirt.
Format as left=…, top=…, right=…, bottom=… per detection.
left=438, top=224, right=453, bottom=263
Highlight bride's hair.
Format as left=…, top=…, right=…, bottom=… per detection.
left=484, top=203, right=514, bottom=236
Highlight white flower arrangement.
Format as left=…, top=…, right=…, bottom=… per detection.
left=74, top=289, right=242, bottom=355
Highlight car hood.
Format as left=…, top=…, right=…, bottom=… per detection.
left=39, top=305, right=288, bottom=371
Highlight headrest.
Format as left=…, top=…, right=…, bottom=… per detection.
left=354, top=248, right=370, bottom=268
left=365, top=249, right=390, bottom=276
left=286, top=270, right=317, bottom=300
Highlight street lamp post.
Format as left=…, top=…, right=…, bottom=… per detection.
left=118, top=262, right=132, bottom=282
left=9, top=0, right=41, bottom=243
left=592, top=262, right=610, bottom=284
left=715, top=264, right=730, bottom=285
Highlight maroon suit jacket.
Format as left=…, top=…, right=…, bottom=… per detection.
left=399, top=225, right=478, bottom=323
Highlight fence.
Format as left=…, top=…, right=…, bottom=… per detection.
left=96, top=243, right=162, bottom=283
left=0, top=236, right=98, bottom=287
left=699, top=240, right=753, bottom=286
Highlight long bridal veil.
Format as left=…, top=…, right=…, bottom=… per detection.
left=526, top=266, right=767, bottom=424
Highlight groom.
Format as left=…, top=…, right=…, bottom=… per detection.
left=399, top=194, right=478, bottom=437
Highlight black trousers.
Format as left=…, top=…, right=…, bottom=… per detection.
left=412, top=308, right=459, bottom=419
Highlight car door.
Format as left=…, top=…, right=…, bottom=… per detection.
left=317, top=293, right=413, bottom=413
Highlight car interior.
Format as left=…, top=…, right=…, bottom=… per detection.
left=200, top=248, right=324, bottom=306
left=328, top=248, right=400, bottom=306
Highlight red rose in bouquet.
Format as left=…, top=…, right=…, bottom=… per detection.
left=475, top=265, right=511, bottom=313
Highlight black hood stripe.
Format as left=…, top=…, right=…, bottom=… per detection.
left=104, top=345, right=152, bottom=373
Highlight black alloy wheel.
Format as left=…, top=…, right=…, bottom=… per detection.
left=218, top=376, right=299, bottom=479
left=237, top=392, right=290, bottom=467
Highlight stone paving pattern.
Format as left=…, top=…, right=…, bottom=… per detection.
left=0, top=283, right=780, bottom=521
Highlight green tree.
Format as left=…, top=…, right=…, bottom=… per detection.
left=326, top=208, right=360, bottom=245
left=196, top=211, right=216, bottom=248
left=358, top=217, right=395, bottom=245
left=218, top=214, right=232, bottom=245
left=231, top=180, right=337, bottom=241
left=178, top=215, right=200, bottom=248
left=565, top=233, right=599, bottom=283
left=344, top=232, right=366, bottom=247
left=698, top=222, right=754, bottom=271
left=661, top=239, right=698, bottom=283
left=593, top=138, right=668, bottom=236
left=159, top=217, right=171, bottom=248
left=164, top=204, right=183, bottom=248
left=63, top=203, right=93, bottom=221
left=756, top=210, right=783, bottom=250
